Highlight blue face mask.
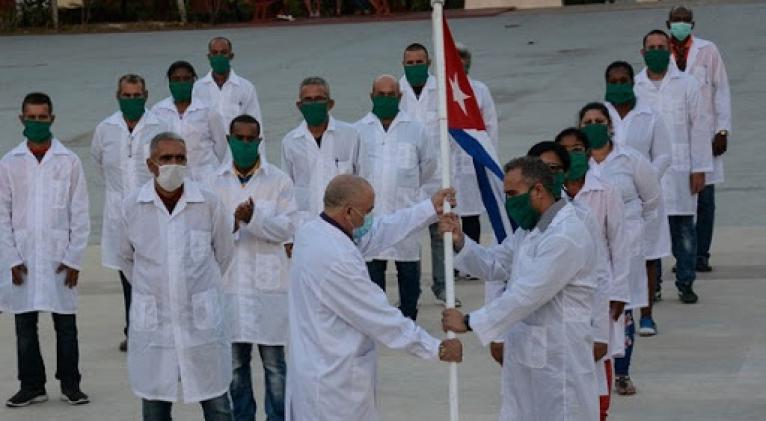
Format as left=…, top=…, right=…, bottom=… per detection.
left=352, top=208, right=374, bottom=241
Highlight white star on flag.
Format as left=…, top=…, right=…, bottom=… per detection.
left=449, top=73, right=471, bottom=115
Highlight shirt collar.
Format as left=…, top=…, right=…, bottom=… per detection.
left=320, top=212, right=352, bottom=240
left=361, top=110, right=411, bottom=129
left=155, top=96, right=206, bottom=114
left=293, top=115, right=337, bottom=139
left=536, top=198, right=566, bottom=232
left=11, top=138, right=70, bottom=156
left=136, top=179, right=204, bottom=204
left=200, top=69, right=241, bottom=86
left=104, top=109, right=159, bottom=129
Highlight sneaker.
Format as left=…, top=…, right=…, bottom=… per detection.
left=434, top=291, right=462, bottom=308
left=654, top=289, right=662, bottom=302
left=61, top=387, right=89, bottom=405
left=614, top=376, right=636, bottom=396
left=119, top=339, right=127, bottom=352
left=277, top=14, right=295, bottom=21
left=6, top=389, right=48, bottom=407
left=638, top=317, right=657, bottom=337
left=677, top=284, right=699, bottom=304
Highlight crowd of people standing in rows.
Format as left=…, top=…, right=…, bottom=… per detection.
left=0, top=4, right=730, bottom=421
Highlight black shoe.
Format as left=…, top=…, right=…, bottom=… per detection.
left=696, top=261, right=713, bottom=272
left=677, top=285, right=699, bottom=304
left=61, top=387, right=89, bottom=405
left=6, top=389, right=48, bottom=407
left=119, top=339, right=128, bottom=352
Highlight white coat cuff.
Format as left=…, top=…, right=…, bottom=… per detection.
left=453, top=237, right=479, bottom=272
left=61, top=259, right=82, bottom=272
left=468, top=308, right=499, bottom=347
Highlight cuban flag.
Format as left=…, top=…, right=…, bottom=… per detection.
left=442, top=17, right=513, bottom=241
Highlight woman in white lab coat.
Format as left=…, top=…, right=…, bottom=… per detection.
left=604, top=60, right=673, bottom=337
left=571, top=102, right=662, bottom=396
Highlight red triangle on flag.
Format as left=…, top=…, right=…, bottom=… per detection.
left=443, top=16, right=486, bottom=131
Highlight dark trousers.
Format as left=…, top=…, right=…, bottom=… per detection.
left=461, top=215, right=481, bottom=244
left=15, top=311, right=81, bottom=391
left=120, top=271, right=131, bottom=336
left=614, top=310, right=635, bottom=376
left=669, top=215, right=697, bottom=288
left=696, top=184, right=715, bottom=265
left=367, top=260, right=421, bottom=320
left=142, top=393, right=233, bottom=421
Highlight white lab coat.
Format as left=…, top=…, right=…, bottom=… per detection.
left=450, top=78, right=501, bottom=216
left=674, top=36, right=732, bottom=184
left=589, top=144, right=661, bottom=310
left=151, top=96, right=227, bottom=181
left=119, top=180, right=234, bottom=403
left=207, top=159, right=297, bottom=345
left=354, top=111, right=439, bottom=261
left=285, top=200, right=441, bottom=421
left=634, top=63, right=713, bottom=216
left=193, top=69, right=263, bottom=130
left=91, top=110, right=169, bottom=270
left=454, top=201, right=598, bottom=421
left=606, top=100, right=672, bottom=259
left=0, top=140, right=90, bottom=314
left=569, top=172, right=629, bottom=357
left=281, top=116, right=360, bottom=223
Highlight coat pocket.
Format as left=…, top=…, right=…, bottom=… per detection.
left=50, top=179, right=69, bottom=209
left=509, top=322, right=547, bottom=368
left=130, top=293, right=159, bottom=331
left=189, top=230, right=212, bottom=262
left=192, top=288, right=222, bottom=330
left=397, top=143, right=418, bottom=170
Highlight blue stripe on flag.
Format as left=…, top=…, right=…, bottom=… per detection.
left=448, top=129, right=504, bottom=179
left=473, top=159, right=509, bottom=242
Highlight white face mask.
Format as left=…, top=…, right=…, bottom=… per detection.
left=155, top=164, right=186, bottom=192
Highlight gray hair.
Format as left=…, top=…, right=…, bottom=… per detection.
left=117, top=74, right=146, bottom=94
left=371, top=74, right=400, bottom=94
left=150, top=131, right=185, bottom=155
left=503, top=156, right=554, bottom=193
left=323, top=175, right=371, bottom=209
left=208, top=36, right=233, bottom=52
left=299, top=76, right=331, bottom=99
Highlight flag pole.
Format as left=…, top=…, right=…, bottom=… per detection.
left=431, top=1, right=459, bottom=420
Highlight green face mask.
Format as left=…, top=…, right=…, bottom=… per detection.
left=119, top=97, right=146, bottom=121
left=566, top=151, right=589, bottom=181
left=404, top=64, right=429, bottom=87
left=605, top=83, right=636, bottom=106
left=300, top=102, right=329, bottom=127
left=670, top=22, right=693, bottom=41
left=505, top=189, right=540, bottom=231
left=209, top=55, right=231, bottom=74
left=371, top=95, right=399, bottom=120
left=228, top=136, right=260, bottom=169
left=581, top=124, right=610, bottom=150
left=644, top=49, right=671, bottom=74
left=23, top=120, right=53, bottom=144
left=550, top=172, right=564, bottom=199
left=169, top=81, right=193, bottom=103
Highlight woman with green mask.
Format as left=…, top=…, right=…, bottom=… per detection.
left=152, top=61, right=227, bottom=181
left=603, top=61, right=673, bottom=340
left=552, top=128, right=630, bottom=420
left=574, top=102, right=662, bottom=397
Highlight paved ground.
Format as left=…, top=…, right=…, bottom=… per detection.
left=0, top=0, right=765, bottom=419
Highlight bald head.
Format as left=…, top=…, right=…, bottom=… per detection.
left=371, top=75, right=400, bottom=95
left=324, top=175, right=373, bottom=210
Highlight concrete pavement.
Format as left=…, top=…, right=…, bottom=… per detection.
left=1, top=0, right=765, bottom=419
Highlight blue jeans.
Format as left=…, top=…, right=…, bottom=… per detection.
left=614, top=310, right=635, bottom=376
left=696, top=185, right=715, bottom=265
left=429, top=223, right=445, bottom=296
left=367, top=260, right=421, bottom=320
left=668, top=215, right=697, bottom=288
left=142, top=393, right=232, bottom=421
left=15, top=312, right=81, bottom=391
left=230, top=343, right=286, bottom=421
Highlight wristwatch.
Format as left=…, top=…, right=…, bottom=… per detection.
left=464, top=314, right=473, bottom=331
left=717, top=130, right=729, bottom=136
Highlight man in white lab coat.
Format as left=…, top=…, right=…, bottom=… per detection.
left=207, top=114, right=297, bottom=421
left=281, top=76, right=360, bottom=225
left=634, top=30, right=712, bottom=304
left=0, top=93, right=90, bottom=407
left=666, top=6, right=732, bottom=272
left=355, top=74, right=438, bottom=320
left=119, top=132, right=235, bottom=420
left=398, top=42, right=461, bottom=306
left=193, top=36, right=263, bottom=130
left=454, top=42, right=500, bottom=266
left=286, top=175, right=462, bottom=421
left=152, top=60, right=227, bottom=181
left=441, top=156, right=599, bottom=421
left=91, top=74, right=169, bottom=352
